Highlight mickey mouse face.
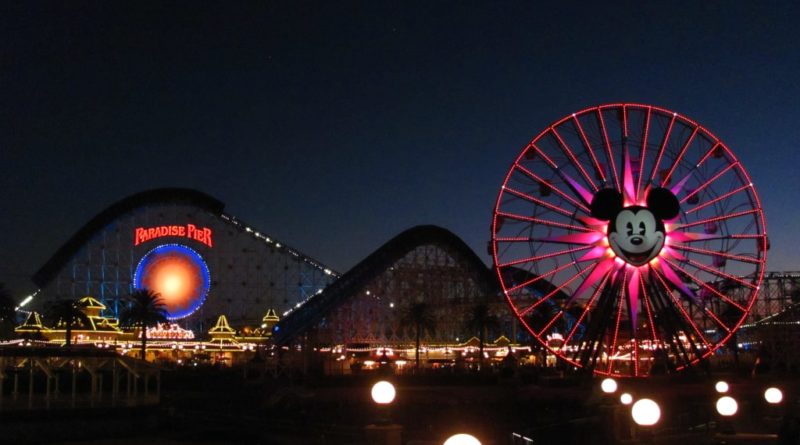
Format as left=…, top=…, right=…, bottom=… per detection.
left=608, top=207, right=664, bottom=266
left=591, top=188, right=680, bottom=267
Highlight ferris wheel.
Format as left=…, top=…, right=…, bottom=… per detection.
left=491, top=104, right=767, bottom=377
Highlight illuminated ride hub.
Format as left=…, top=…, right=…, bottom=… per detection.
left=134, top=244, right=211, bottom=319
left=491, top=103, right=767, bottom=377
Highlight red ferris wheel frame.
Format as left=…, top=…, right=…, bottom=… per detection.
left=491, top=103, right=767, bottom=377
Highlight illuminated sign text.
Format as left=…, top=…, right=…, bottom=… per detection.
left=135, top=224, right=213, bottom=247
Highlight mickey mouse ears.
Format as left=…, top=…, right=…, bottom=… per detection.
left=647, top=188, right=680, bottom=220
left=590, top=189, right=623, bottom=221
left=590, top=187, right=680, bottom=221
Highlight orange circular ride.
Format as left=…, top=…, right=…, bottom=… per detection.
left=133, top=244, right=211, bottom=319
left=491, top=104, right=767, bottom=377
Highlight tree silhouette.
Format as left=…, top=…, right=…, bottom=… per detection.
left=0, top=284, right=17, bottom=339
left=121, top=288, right=168, bottom=360
left=721, top=303, right=742, bottom=369
left=47, top=298, right=91, bottom=347
left=400, top=301, right=436, bottom=371
left=466, top=302, right=501, bottom=370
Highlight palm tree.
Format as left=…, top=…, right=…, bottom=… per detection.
left=47, top=298, right=91, bottom=347
left=466, top=302, right=500, bottom=370
left=721, top=304, right=741, bottom=369
left=0, top=284, right=17, bottom=339
left=121, top=288, right=168, bottom=361
left=400, top=301, right=436, bottom=371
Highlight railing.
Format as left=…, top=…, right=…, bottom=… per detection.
left=511, top=432, right=535, bottom=444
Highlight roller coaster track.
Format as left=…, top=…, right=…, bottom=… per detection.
left=20, top=188, right=340, bottom=312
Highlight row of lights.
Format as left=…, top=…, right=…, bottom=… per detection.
left=713, top=379, right=783, bottom=416
left=14, top=292, right=37, bottom=311
left=599, top=378, right=661, bottom=425
left=601, top=377, right=785, bottom=426
left=113, top=342, right=256, bottom=352
left=222, top=213, right=337, bottom=320
left=370, top=381, right=481, bottom=445
left=323, top=345, right=532, bottom=354
left=222, top=213, right=337, bottom=277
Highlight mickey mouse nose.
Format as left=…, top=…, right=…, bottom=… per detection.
left=630, top=237, right=643, bottom=246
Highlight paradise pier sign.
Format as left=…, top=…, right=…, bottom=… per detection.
left=134, top=224, right=214, bottom=247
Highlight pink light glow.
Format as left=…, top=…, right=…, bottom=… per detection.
left=623, top=147, right=637, bottom=205
left=627, top=267, right=641, bottom=331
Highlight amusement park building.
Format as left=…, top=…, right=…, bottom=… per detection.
left=28, top=188, right=337, bottom=332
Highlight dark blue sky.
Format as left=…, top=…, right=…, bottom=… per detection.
left=2, top=2, right=799, bottom=295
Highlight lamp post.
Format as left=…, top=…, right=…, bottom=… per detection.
left=764, top=387, right=783, bottom=432
left=371, top=380, right=396, bottom=426
left=631, top=398, right=660, bottom=443
left=598, top=377, right=621, bottom=443
left=365, top=381, right=402, bottom=445
left=715, top=395, right=738, bottom=435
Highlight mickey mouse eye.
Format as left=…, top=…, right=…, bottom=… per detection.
left=626, top=222, right=633, bottom=236
left=638, top=221, right=646, bottom=235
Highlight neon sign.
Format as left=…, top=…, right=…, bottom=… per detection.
left=145, top=322, right=196, bottom=340
left=135, top=224, right=213, bottom=247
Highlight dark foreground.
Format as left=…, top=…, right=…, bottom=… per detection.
left=2, top=366, right=798, bottom=445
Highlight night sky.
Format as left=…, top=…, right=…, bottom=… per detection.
left=3, top=2, right=800, bottom=297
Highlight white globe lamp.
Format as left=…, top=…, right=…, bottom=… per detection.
left=443, top=434, right=481, bottom=445
left=716, top=396, right=738, bottom=416
left=371, top=381, right=396, bottom=405
left=631, top=398, right=661, bottom=426
left=715, top=381, right=729, bottom=393
left=600, top=377, right=618, bottom=394
left=765, top=387, right=783, bottom=404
